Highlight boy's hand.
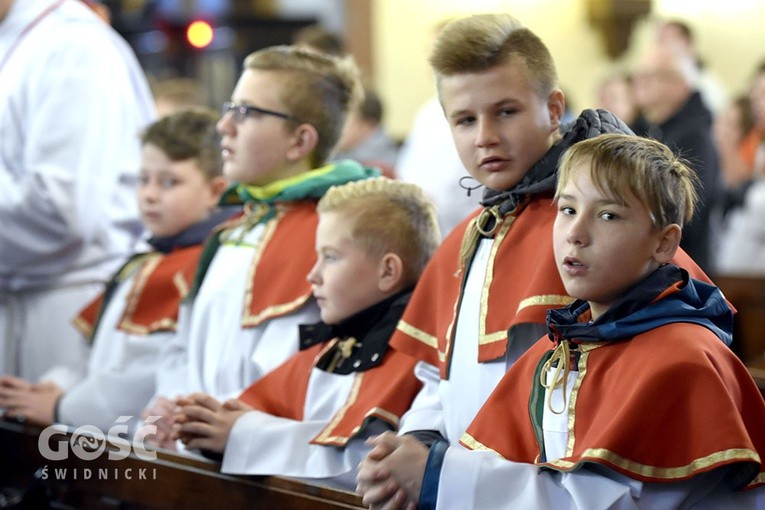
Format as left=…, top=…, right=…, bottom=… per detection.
left=357, top=432, right=427, bottom=509
left=142, top=396, right=178, bottom=450
left=0, top=376, right=62, bottom=426
left=173, top=393, right=248, bottom=453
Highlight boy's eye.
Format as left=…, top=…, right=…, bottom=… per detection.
left=599, top=211, right=617, bottom=221
left=455, top=115, right=475, bottom=127
left=498, top=107, right=517, bottom=117
left=559, top=205, right=575, bottom=216
left=160, top=177, right=180, bottom=188
left=138, top=175, right=150, bottom=186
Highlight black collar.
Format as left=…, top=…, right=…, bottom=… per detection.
left=299, top=290, right=412, bottom=374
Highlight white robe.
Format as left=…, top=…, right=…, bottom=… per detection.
left=58, top=268, right=167, bottom=436
left=222, top=369, right=389, bottom=490
left=155, top=221, right=320, bottom=402
left=398, top=238, right=546, bottom=443
left=0, top=0, right=155, bottom=386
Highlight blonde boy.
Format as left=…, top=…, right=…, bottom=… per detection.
left=363, top=134, right=765, bottom=508
left=357, top=14, right=713, bottom=507
left=0, top=109, right=228, bottom=436
left=172, top=178, right=440, bottom=488
left=147, top=46, right=377, bottom=446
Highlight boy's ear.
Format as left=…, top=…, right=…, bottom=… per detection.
left=286, top=123, right=319, bottom=162
left=377, top=253, right=405, bottom=293
left=210, top=176, right=229, bottom=199
left=653, top=224, right=682, bottom=264
left=203, top=176, right=229, bottom=209
left=547, top=89, right=565, bottom=131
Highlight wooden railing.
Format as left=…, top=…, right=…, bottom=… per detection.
left=716, top=274, right=765, bottom=394
left=0, top=419, right=366, bottom=509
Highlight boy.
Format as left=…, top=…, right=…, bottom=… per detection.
left=360, top=134, right=765, bottom=508
left=357, top=13, right=714, bottom=506
left=171, top=178, right=440, bottom=489
left=0, top=109, right=229, bottom=436
left=147, top=45, right=377, bottom=446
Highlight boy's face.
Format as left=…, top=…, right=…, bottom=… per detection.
left=138, top=144, right=223, bottom=238
left=308, top=211, right=387, bottom=324
left=217, top=69, right=299, bottom=186
left=553, top=163, right=665, bottom=319
left=439, top=58, right=563, bottom=191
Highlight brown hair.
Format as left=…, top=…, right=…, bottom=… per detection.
left=140, top=108, right=222, bottom=180
left=243, top=45, right=362, bottom=167
left=556, top=134, right=698, bottom=228
left=429, top=13, right=558, bottom=99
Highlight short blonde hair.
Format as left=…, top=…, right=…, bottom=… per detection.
left=429, top=14, right=558, bottom=99
left=556, top=134, right=698, bottom=228
left=244, top=45, right=362, bottom=167
left=318, top=178, right=441, bottom=284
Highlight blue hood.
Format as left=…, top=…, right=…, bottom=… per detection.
left=546, top=264, right=733, bottom=346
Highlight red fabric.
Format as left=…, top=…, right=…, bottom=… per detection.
left=463, top=324, right=765, bottom=489
left=239, top=342, right=422, bottom=447
left=240, top=201, right=319, bottom=327
left=73, top=246, right=203, bottom=337
left=391, top=196, right=715, bottom=378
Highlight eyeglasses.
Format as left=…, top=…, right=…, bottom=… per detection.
left=221, top=101, right=296, bottom=123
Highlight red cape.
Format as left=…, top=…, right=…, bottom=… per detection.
left=462, top=323, right=765, bottom=490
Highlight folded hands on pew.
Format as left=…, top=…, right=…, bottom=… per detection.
left=171, top=392, right=253, bottom=453
left=356, top=431, right=425, bottom=510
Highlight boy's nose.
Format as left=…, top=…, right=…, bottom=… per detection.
left=567, top=218, right=590, bottom=246
left=216, top=114, right=234, bottom=135
left=306, top=261, right=321, bottom=284
left=475, top=118, right=500, bottom=148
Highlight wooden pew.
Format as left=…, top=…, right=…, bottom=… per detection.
left=0, top=419, right=366, bottom=509
left=716, top=274, right=765, bottom=395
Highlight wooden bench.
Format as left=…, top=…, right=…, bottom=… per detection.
left=0, top=419, right=366, bottom=509
left=716, top=274, right=765, bottom=394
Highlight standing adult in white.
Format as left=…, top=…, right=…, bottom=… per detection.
left=0, top=0, right=156, bottom=389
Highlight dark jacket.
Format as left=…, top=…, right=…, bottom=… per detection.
left=633, top=91, right=721, bottom=274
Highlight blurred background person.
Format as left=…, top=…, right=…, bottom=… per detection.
left=0, top=0, right=156, bottom=389
left=151, top=76, right=210, bottom=118
left=332, top=86, right=399, bottom=178
left=715, top=61, right=765, bottom=274
left=596, top=72, right=640, bottom=129
left=632, top=44, right=721, bottom=274
left=655, top=18, right=729, bottom=116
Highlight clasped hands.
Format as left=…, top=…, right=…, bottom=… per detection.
left=143, top=393, right=252, bottom=454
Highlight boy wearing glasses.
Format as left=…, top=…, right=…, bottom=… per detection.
left=146, top=45, right=377, bottom=448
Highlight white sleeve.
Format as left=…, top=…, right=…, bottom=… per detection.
left=221, top=409, right=389, bottom=490
left=396, top=361, right=446, bottom=437
left=57, top=349, right=160, bottom=436
left=434, top=446, right=763, bottom=510
left=152, top=300, right=193, bottom=401
left=0, top=21, right=154, bottom=279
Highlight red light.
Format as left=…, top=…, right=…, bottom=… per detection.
left=186, top=20, right=213, bottom=49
